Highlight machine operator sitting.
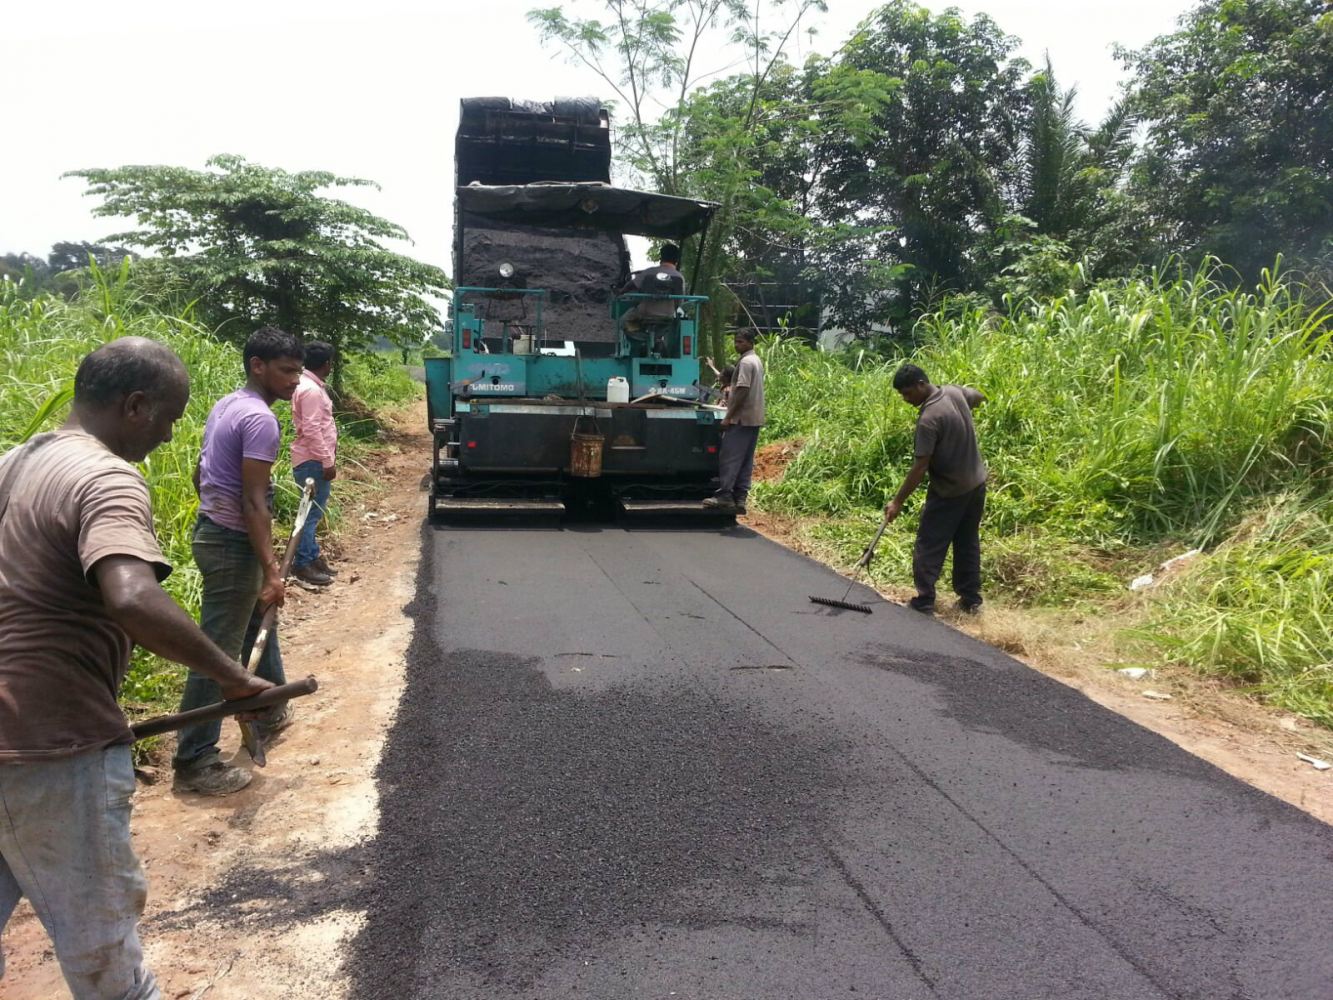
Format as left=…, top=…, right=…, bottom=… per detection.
left=619, top=243, right=684, bottom=353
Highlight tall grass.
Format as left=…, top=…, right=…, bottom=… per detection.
left=758, top=264, right=1333, bottom=724
left=0, top=269, right=420, bottom=710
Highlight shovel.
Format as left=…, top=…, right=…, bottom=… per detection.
left=238, top=478, right=317, bottom=765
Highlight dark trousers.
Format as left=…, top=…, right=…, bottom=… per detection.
left=173, top=517, right=286, bottom=771
left=714, top=425, right=760, bottom=506
left=912, top=483, right=986, bottom=610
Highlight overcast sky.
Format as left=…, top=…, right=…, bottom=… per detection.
left=1, top=0, right=1192, bottom=273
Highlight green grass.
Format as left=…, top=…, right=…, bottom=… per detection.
left=757, top=262, right=1333, bottom=724
left=0, top=268, right=420, bottom=714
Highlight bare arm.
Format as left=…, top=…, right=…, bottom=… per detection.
left=94, top=556, right=271, bottom=700
left=884, top=455, right=931, bottom=522
left=241, top=457, right=284, bottom=608
left=192, top=461, right=201, bottom=498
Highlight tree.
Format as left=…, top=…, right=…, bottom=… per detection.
left=813, top=1, right=1030, bottom=328
left=47, top=241, right=137, bottom=274
left=979, top=58, right=1146, bottom=297
left=1121, top=0, right=1333, bottom=278
left=65, top=155, right=450, bottom=364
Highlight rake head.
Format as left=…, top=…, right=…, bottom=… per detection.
left=808, top=595, right=874, bottom=614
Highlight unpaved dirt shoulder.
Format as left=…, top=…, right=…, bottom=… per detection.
left=1, top=406, right=429, bottom=1000
left=744, top=506, right=1333, bottom=827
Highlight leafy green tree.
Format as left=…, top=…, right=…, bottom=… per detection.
left=1122, top=0, right=1333, bottom=278
left=977, top=58, right=1146, bottom=298
left=47, top=241, right=137, bottom=274
left=65, top=155, right=449, bottom=364
left=813, top=1, right=1030, bottom=327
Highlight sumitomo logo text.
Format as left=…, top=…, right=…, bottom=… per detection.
left=473, top=384, right=517, bottom=392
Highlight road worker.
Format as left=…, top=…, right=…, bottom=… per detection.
left=883, top=363, right=988, bottom=615
left=0, top=338, right=272, bottom=999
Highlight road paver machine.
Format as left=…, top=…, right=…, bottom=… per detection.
left=426, top=97, right=725, bottom=519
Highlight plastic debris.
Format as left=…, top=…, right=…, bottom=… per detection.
left=1141, top=690, right=1173, bottom=701
left=1127, top=548, right=1203, bottom=591
left=1297, top=753, right=1331, bottom=771
left=1118, top=667, right=1151, bottom=680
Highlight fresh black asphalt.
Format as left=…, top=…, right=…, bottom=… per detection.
left=345, top=522, right=1333, bottom=999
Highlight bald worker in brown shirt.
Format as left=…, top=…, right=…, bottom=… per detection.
left=0, top=338, right=270, bottom=999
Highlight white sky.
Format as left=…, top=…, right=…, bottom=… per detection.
left=1, top=0, right=1191, bottom=276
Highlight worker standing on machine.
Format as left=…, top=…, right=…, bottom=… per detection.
left=0, top=339, right=272, bottom=999
left=704, top=328, right=765, bottom=516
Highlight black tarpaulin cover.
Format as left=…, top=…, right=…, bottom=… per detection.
left=457, top=183, right=718, bottom=240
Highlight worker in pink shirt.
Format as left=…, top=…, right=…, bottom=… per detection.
left=290, top=341, right=338, bottom=588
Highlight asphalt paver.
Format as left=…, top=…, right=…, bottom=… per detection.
left=346, top=522, right=1333, bottom=999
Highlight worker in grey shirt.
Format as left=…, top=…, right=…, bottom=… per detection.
left=883, top=363, right=987, bottom=614
left=704, top=328, right=764, bottom=515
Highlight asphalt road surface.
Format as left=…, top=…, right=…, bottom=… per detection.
left=347, top=522, right=1333, bottom=999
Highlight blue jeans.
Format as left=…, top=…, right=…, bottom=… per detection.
left=0, top=746, right=161, bottom=999
left=172, top=516, right=287, bottom=771
left=292, top=460, right=332, bottom=569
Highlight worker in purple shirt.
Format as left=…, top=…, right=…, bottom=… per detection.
left=172, top=327, right=304, bottom=796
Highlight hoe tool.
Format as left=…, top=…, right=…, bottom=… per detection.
left=132, top=677, right=319, bottom=741
left=239, top=477, right=317, bottom=766
left=809, top=514, right=892, bottom=614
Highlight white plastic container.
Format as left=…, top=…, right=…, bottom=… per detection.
left=607, top=376, right=630, bottom=404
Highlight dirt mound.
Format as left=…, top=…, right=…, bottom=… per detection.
left=753, top=438, right=804, bottom=482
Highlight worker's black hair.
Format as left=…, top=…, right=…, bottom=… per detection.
left=720, top=365, right=735, bottom=385
left=892, top=363, right=929, bottom=390
left=659, top=243, right=682, bottom=265
left=304, top=340, right=335, bottom=371
left=243, top=326, right=303, bottom=372
left=73, top=338, right=184, bottom=408
left=733, top=327, right=757, bottom=346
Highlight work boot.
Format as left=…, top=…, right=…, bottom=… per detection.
left=907, top=596, right=936, bottom=615
left=956, top=598, right=982, bottom=615
left=313, top=555, right=338, bottom=577
left=702, top=495, right=736, bottom=512
left=173, top=760, right=252, bottom=796
left=293, top=563, right=333, bottom=588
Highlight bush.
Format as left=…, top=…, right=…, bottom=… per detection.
left=0, top=269, right=415, bottom=712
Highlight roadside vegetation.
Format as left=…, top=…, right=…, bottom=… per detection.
left=0, top=267, right=420, bottom=714
left=757, top=265, right=1333, bottom=726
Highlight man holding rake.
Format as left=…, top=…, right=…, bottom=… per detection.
left=884, top=363, right=988, bottom=615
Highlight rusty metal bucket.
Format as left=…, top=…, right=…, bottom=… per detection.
left=570, top=415, right=604, bottom=478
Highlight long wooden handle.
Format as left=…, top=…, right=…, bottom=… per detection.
left=132, top=677, right=318, bottom=741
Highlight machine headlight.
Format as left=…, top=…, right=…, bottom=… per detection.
left=498, top=262, right=515, bottom=279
